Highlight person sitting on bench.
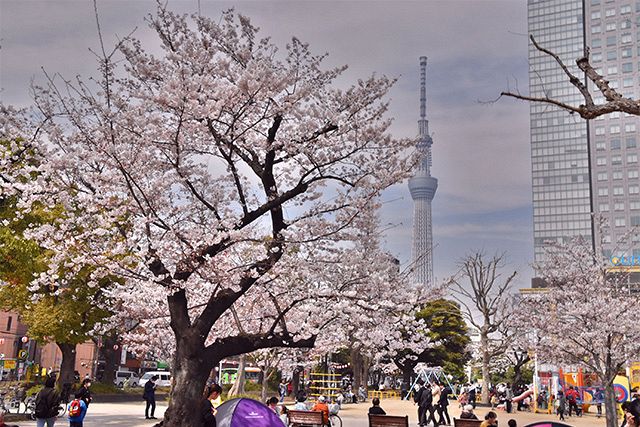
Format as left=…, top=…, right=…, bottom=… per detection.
left=368, top=397, right=386, bottom=415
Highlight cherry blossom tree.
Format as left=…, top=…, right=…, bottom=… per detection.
left=6, top=6, right=422, bottom=426
left=449, top=252, right=517, bottom=404
left=515, top=236, right=640, bottom=427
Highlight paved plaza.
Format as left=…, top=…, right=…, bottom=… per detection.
left=13, top=398, right=608, bottom=426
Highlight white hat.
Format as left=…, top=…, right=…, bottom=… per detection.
left=464, top=405, right=473, bottom=412
left=318, top=396, right=326, bottom=402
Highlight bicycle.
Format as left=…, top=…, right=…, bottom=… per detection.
left=329, top=413, right=342, bottom=427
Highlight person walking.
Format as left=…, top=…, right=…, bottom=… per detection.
left=278, top=379, right=287, bottom=403
left=67, top=398, right=87, bottom=427
left=418, top=383, right=438, bottom=427
left=565, top=386, right=579, bottom=417
left=143, top=375, right=158, bottom=419
left=437, top=382, right=451, bottom=426
left=557, top=391, right=566, bottom=421
left=35, top=376, right=60, bottom=427
left=74, top=379, right=92, bottom=408
left=505, top=384, right=513, bottom=414
left=469, top=385, right=477, bottom=409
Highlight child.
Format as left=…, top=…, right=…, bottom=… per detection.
left=556, top=391, right=566, bottom=421
left=68, top=397, right=88, bottom=427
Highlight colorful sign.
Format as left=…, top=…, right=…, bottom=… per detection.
left=631, top=363, right=640, bottom=391
left=610, top=255, right=640, bottom=267
left=3, top=359, right=16, bottom=370
left=614, top=375, right=631, bottom=402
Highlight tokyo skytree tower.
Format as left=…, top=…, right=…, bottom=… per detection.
left=408, top=56, right=438, bottom=286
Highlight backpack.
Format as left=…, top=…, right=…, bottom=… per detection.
left=68, top=399, right=82, bottom=417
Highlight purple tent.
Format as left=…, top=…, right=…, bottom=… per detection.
left=215, top=398, right=286, bottom=427
left=524, top=423, right=573, bottom=427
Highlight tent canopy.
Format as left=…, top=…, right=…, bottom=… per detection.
left=215, top=398, right=286, bottom=427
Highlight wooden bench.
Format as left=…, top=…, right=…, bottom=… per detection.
left=453, top=418, right=483, bottom=427
left=288, top=410, right=325, bottom=427
left=368, top=414, right=409, bottom=427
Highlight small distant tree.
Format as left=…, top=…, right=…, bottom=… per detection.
left=449, top=252, right=517, bottom=404
left=394, top=299, right=471, bottom=386
left=516, top=236, right=640, bottom=427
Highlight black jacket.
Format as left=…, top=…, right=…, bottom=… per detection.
left=439, top=386, right=451, bottom=406
left=144, top=381, right=156, bottom=401
left=418, top=387, right=433, bottom=408
left=74, top=386, right=92, bottom=407
left=35, top=386, right=60, bottom=419
left=368, top=406, right=386, bottom=415
left=202, top=399, right=217, bottom=427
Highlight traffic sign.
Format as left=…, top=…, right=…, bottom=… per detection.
left=17, top=350, right=27, bottom=360
left=4, top=360, right=16, bottom=369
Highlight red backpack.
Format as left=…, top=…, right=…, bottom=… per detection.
left=68, top=399, right=82, bottom=417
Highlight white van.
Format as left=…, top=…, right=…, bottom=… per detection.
left=139, top=371, right=171, bottom=387
left=114, top=370, right=139, bottom=388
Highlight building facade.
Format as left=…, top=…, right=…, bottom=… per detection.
left=409, top=56, right=438, bottom=286
left=528, top=0, right=640, bottom=279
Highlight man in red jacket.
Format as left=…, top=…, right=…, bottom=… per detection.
left=565, top=386, right=580, bottom=417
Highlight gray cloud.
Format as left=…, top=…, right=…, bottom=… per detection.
left=1, top=0, right=534, bottom=286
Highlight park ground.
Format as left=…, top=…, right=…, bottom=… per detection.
left=14, top=398, right=608, bottom=426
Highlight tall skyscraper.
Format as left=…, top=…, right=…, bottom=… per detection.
left=528, top=0, right=640, bottom=276
left=409, top=56, right=438, bottom=286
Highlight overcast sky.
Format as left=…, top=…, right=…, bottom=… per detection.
left=0, top=0, right=533, bottom=288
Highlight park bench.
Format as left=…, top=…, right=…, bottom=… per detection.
left=288, top=409, right=325, bottom=427
left=368, top=414, right=409, bottom=427
left=453, top=418, right=483, bottom=427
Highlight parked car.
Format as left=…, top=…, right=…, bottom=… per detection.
left=114, top=370, right=140, bottom=388
left=139, top=371, right=171, bottom=387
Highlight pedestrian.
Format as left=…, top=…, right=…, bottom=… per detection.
left=67, top=397, right=87, bottom=427
left=556, top=390, right=566, bottom=421
left=565, top=386, right=579, bottom=417
left=200, top=385, right=218, bottom=427
left=417, top=382, right=438, bottom=427
left=480, top=411, right=498, bottom=427
left=469, top=385, right=477, bottom=409
left=437, top=382, right=451, bottom=426
left=35, top=375, right=60, bottom=427
left=143, top=375, right=158, bottom=419
left=460, top=404, right=478, bottom=420
left=504, top=383, right=513, bottom=414
left=278, top=379, right=287, bottom=403
left=74, top=379, right=92, bottom=408
left=368, top=397, right=386, bottom=415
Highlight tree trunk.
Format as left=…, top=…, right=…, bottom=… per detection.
left=292, top=366, right=301, bottom=397
left=56, top=342, right=77, bottom=388
left=604, top=381, right=619, bottom=427
left=99, top=334, right=119, bottom=385
left=260, top=367, right=269, bottom=402
left=228, top=354, right=246, bottom=397
left=351, top=347, right=363, bottom=390
left=162, top=333, right=211, bottom=427
left=480, top=332, right=490, bottom=405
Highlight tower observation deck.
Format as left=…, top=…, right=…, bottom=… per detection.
left=408, top=56, right=438, bottom=286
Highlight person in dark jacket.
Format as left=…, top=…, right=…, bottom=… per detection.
left=201, top=385, right=218, bottom=427
left=437, top=383, right=451, bottom=426
left=74, top=378, right=92, bottom=408
left=35, top=376, right=60, bottom=427
left=368, top=397, right=386, bottom=415
left=417, top=383, right=438, bottom=427
left=143, top=375, right=158, bottom=419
